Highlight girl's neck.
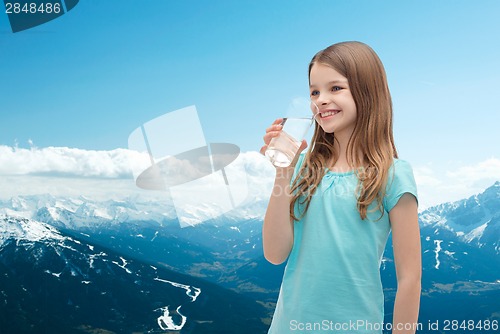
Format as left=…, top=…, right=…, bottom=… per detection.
left=328, top=131, right=362, bottom=172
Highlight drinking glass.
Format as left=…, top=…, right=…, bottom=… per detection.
left=265, top=98, right=319, bottom=168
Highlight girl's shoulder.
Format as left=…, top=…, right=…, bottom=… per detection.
left=387, top=158, right=416, bottom=185
left=390, top=158, right=413, bottom=170
left=384, top=158, right=418, bottom=211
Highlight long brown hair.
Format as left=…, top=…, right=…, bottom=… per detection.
left=290, top=41, right=398, bottom=221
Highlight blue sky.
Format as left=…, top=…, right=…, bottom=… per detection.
left=1, top=0, right=499, bottom=207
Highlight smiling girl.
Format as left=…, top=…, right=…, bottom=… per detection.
left=261, top=41, right=421, bottom=334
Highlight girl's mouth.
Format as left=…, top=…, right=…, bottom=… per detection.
left=320, top=110, right=340, bottom=118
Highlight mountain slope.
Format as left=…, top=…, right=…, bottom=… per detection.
left=1, top=181, right=499, bottom=332
left=420, top=181, right=500, bottom=254
left=0, top=216, right=269, bottom=334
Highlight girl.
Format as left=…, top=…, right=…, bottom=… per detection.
left=260, top=41, right=421, bottom=334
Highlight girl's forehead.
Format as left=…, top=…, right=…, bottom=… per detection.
left=309, top=63, right=348, bottom=85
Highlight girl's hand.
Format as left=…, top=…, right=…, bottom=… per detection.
left=260, top=118, right=308, bottom=169
left=259, top=118, right=284, bottom=156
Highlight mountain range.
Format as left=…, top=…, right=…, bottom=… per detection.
left=0, top=215, right=269, bottom=333
left=1, top=181, right=499, bottom=333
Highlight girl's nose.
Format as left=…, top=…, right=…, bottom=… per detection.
left=316, top=94, right=331, bottom=106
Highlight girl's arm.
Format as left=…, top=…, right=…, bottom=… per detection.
left=262, top=167, right=295, bottom=265
left=260, top=118, right=306, bottom=265
left=389, top=193, right=421, bottom=334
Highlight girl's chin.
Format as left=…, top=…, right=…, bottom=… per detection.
left=318, top=125, right=335, bottom=134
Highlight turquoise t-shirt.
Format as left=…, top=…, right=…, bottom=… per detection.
left=268, top=155, right=418, bottom=334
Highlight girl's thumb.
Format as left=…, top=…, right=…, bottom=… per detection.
left=298, top=139, right=308, bottom=153
left=289, top=140, right=308, bottom=167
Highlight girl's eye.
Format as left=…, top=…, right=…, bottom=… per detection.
left=332, top=86, right=342, bottom=92
left=310, top=90, right=319, bottom=96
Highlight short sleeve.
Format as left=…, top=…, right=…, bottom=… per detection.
left=383, top=159, right=418, bottom=212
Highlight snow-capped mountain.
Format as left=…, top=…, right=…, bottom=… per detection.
left=0, top=192, right=268, bottom=231
left=0, top=194, right=178, bottom=230
left=0, top=215, right=65, bottom=246
left=419, top=181, right=500, bottom=254
left=0, top=196, right=270, bottom=317
left=0, top=192, right=269, bottom=287
left=0, top=216, right=269, bottom=334
left=1, top=181, right=499, bottom=333
left=1, top=182, right=499, bottom=284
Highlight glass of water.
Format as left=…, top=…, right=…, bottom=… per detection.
left=265, top=98, right=319, bottom=168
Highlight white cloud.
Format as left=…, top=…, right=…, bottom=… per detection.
left=0, top=145, right=149, bottom=178
left=445, top=158, right=500, bottom=184
left=0, top=147, right=277, bottom=222
left=413, top=165, right=442, bottom=187
left=0, top=175, right=154, bottom=201
left=0, top=145, right=497, bottom=213
left=413, top=158, right=500, bottom=210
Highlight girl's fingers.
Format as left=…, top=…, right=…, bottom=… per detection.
left=261, top=119, right=284, bottom=155
left=273, top=118, right=284, bottom=125
left=265, top=123, right=283, bottom=133
left=265, top=118, right=284, bottom=132
left=263, top=131, right=281, bottom=145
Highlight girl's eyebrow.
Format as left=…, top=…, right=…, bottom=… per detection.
left=309, top=80, right=348, bottom=88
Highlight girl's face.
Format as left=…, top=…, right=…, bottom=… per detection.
left=309, top=63, right=357, bottom=136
